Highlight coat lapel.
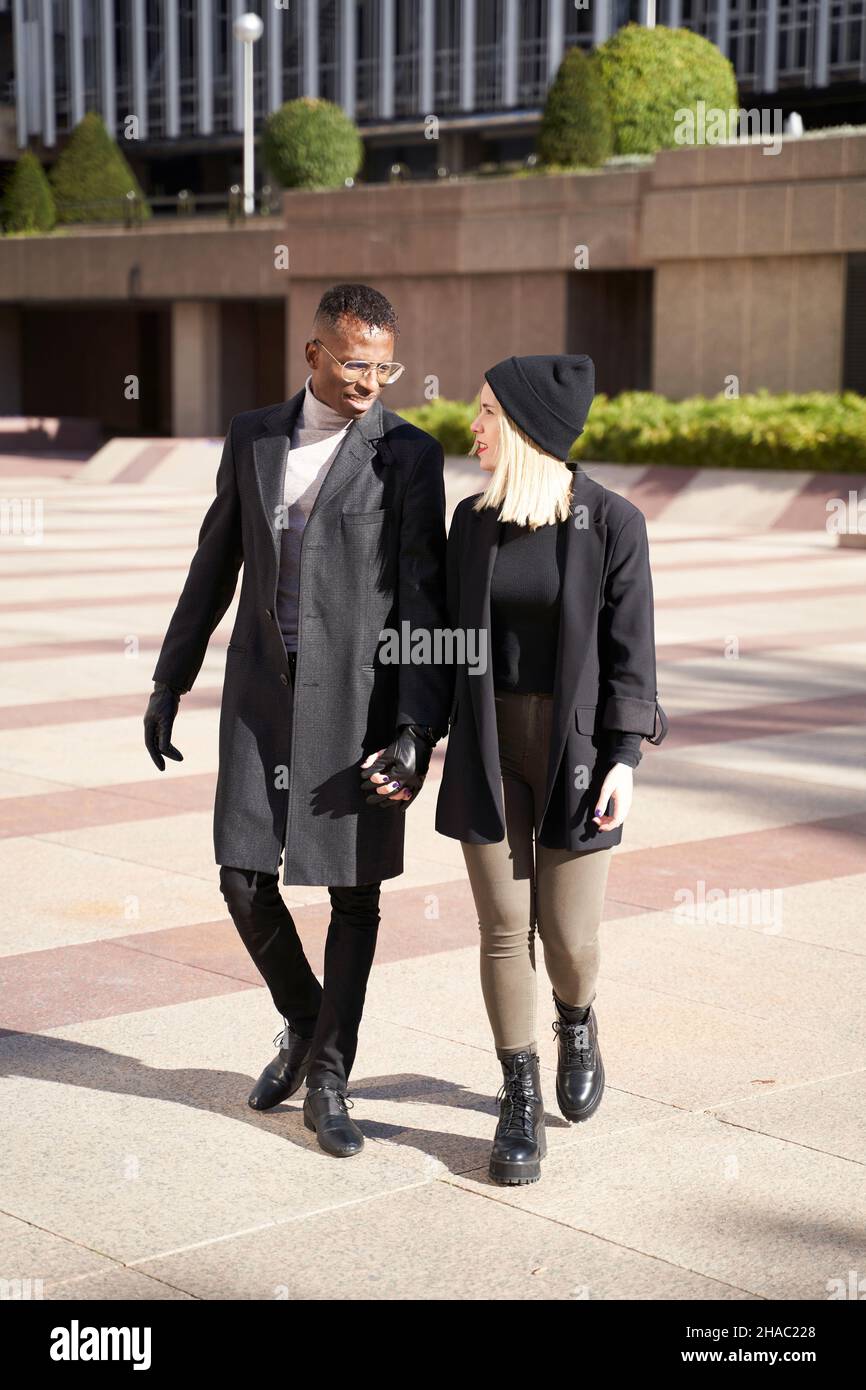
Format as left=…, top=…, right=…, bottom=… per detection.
left=464, top=502, right=504, bottom=817
left=538, top=475, right=607, bottom=830
left=252, top=390, right=385, bottom=592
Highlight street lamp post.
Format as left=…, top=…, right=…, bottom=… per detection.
left=233, top=12, right=264, bottom=216
left=645, top=0, right=657, bottom=26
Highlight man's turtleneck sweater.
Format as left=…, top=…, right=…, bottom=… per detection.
left=276, top=377, right=352, bottom=654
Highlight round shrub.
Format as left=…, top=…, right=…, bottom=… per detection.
left=262, top=98, right=363, bottom=190
left=2, top=151, right=56, bottom=233
left=537, top=46, right=613, bottom=168
left=49, top=112, right=149, bottom=223
left=595, top=23, right=739, bottom=156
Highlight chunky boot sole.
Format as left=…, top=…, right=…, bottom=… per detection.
left=488, top=1121, right=547, bottom=1185
left=556, top=1056, right=605, bottom=1123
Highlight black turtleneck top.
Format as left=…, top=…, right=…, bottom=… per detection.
left=490, top=519, right=644, bottom=768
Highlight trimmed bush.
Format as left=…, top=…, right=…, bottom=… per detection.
left=49, top=112, right=149, bottom=223
left=400, top=398, right=477, bottom=456
left=262, top=98, right=363, bottom=190
left=595, top=23, right=739, bottom=156
left=537, top=46, right=613, bottom=169
left=2, top=151, right=56, bottom=232
left=399, top=392, right=866, bottom=473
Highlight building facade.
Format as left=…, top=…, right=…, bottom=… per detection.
left=3, top=1, right=866, bottom=185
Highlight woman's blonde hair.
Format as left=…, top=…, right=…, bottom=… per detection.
left=471, top=390, right=574, bottom=529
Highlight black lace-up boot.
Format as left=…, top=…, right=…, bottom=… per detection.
left=552, top=990, right=604, bottom=1122
left=303, top=1086, right=364, bottom=1157
left=247, top=1018, right=315, bottom=1111
left=488, top=1049, right=547, bottom=1185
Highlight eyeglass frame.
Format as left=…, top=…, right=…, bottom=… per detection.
left=312, top=338, right=405, bottom=387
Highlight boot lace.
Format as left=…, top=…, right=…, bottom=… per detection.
left=306, top=1086, right=354, bottom=1112
left=495, top=1058, right=538, bottom=1138
left=552, top=1018, right=594, bottom=1068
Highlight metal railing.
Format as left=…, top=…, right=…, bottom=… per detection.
left=39, top=185, right=282, bottom=231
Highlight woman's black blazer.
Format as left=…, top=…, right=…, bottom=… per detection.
left=435, top=470, right=667, bottom=855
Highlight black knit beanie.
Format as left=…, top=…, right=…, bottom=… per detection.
left=484, top=354, right=595, bottom=464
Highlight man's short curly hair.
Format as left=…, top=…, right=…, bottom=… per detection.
left=312, top=283, right=399, bottom=340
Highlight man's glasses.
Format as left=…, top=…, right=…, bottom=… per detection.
left=313, top=338, right=405, bottom=386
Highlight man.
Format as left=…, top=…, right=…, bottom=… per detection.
left=144, top=284, right=452, bottom=1157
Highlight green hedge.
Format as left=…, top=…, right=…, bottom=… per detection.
left=537, top=46, right=613, bottom=168
left=399, top=391, right=866, bottom=472
left=262, top=98, right=363, bottom=189
left=596, top=23, right=739, bottom=156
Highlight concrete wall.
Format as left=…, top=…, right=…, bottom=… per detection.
left=654, top=255, right=845, bottom=397
left=0, top=133, right=864, bottom=429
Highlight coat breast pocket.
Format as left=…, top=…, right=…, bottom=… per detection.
left=341, top=508, right=391, bottom=527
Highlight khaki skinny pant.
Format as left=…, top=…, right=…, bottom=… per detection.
left=461, top=690, right=612, bottom=1055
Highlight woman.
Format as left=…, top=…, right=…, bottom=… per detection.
left=435, top=353, right=667, bottom=1186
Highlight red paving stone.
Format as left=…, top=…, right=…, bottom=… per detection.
left=0, top=935, right=254, bottom=1034
left=113, top=442, right=176, bottom=483
left=0, top=688, right=222, bottom=730
left=1, top=812, right=861, bottom=1035
left=608, top=812, right=866, bottom=912
left=0, top=636, right=217, bottom=662
left=0, top=876, right=678, bottom=1035
left=663, top=692, right=866, bottom=749
left=772, top=473, right=866, bottom=531
left=657, top=582, right=866, bottom=609
left=656, top=628, right=866, bottom=661
left=0, top=774, right=217, bottom=838
left=623, top=466, right=698, bottom=519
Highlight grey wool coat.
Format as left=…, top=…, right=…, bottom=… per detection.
left=435, top=471, right=668, bottom=855
left=152, top=389, right=454, bottom=887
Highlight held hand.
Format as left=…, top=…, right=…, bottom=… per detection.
left=592, top=761, right=634, bottom=832
left=360, top=726, right=433, bottom=808
left=144, top=682, right=183, bottom=771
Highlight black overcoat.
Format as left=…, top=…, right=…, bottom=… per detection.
left=435, top=470, right=667, bottom=855
left=152, top=390, right=453, bottom=886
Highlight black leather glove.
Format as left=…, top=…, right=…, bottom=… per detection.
left=360, top=724, right=435, bottom=808
left=144, top=681, right=184, bottom=771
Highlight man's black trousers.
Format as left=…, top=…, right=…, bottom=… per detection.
left=217, top=649, right=382, bottom=1093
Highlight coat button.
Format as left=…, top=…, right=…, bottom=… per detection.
left=280, top=673, right=289, bottom=685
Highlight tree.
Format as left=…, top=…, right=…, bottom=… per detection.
left=2, top=151, right=56, bottom=232
left=49, top=112, right=149, bottom=223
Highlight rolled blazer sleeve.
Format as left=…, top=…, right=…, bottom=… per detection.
left=598, top=510, right=664, bottom=739
left=152, top=419, right=244, bottom=694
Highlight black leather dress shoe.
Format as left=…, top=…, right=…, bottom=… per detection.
left=552, top=1001, right=604, bottom=1122
left=303, top=1086, right=364, bottom=1157
left=247, top=1021, right=315, bottom=1111
left=488, top=1050, right=547, bottom=1185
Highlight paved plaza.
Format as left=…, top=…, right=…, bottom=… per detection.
left=1, top=448, right=864, bottom=1301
